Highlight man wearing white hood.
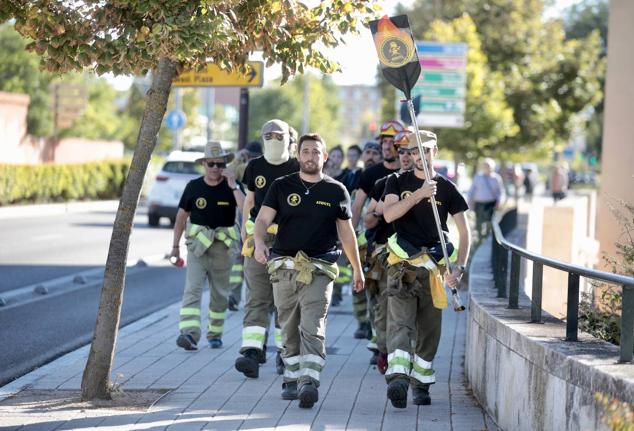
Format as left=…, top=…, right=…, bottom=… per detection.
left=236, top=119, right=300, bottom=378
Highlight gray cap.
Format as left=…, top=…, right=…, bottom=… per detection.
left=363, top=141, right=381, bottom=152
left=261, top=119, right=289, bottom=136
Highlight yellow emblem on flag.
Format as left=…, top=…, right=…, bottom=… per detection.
left=374, top=16, right=416, bottom=68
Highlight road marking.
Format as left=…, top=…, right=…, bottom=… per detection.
left=31, top=234, right=63, bottom=241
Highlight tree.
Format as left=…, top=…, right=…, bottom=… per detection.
left=0, top=23, right=53, bottom=136
left=249, top=74, right=341, bottom=147
left=2, top=0, right=378, bottom=401
left=422, top=15, right=517, bottom=161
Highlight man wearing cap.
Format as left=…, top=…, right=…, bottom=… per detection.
left=363, top=129, right=415, bottom=369
left=254, top=133, right=364, bottom=408
left=382, top=130, right=470, bottom=408
left=226, top=141, right=263, bottom=311
left=349, top=120, right=405, bottom=340
left=170, top=141, right=245, bottom=351
left=236, top=119, right=299, bottom=378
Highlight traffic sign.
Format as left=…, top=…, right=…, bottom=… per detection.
left=409, top=41, right=468, bottom=129
left=165, top=110, right=186, bottom=130
left=173, top=61, right=264, bottom=88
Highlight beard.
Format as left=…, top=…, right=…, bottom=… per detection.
left=384, top=156, right=396, bottom=163
left=300, top=160, right=321, bottom=175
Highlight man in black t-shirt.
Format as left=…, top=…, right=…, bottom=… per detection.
left=362, top=131, right=415, bottom=371
left=254, top=133, right=364, bottom=409
left=348, top=120, right=405, bottom=341
left=235, top=119, right=300, bottom=379
left=170, top=141, right=245, bottom=351
left=382, top=130, right=471, bottom=409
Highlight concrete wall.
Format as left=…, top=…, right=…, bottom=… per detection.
left=596, top=0, right=634, bottom=262
left=465, top=230, right=633, bottom=431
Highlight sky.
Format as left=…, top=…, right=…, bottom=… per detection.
left=106, top=0, right=584, bottom=91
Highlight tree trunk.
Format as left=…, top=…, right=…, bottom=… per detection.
left=81, top=58, right=177, bottom=401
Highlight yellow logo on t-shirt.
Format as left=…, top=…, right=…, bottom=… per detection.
left=255, top=176, right=266, bottom=188
left=287, top=193, right=301, bottom=206
left=316, top=200, right=331, bottom=207
left=195, top=197, right=207, bottom=209
left=217, top=201, right=230, bottom=206
left=400, top=190, right=412, bottom=200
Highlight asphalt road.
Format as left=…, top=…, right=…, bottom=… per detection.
left=0, top=204, right=174, bottom=293
left=0, top=204, right=188, bottom=386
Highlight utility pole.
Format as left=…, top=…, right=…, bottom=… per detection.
left=238, top=88, right=249, bottom=150
left=205, top=87, right=215, bottom=142
left=173, top=88, right=182, bottom=151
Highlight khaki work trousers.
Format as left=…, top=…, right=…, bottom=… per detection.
left=241, top=255, right=281, bottom=353
left=365, top=251, right=388, bottom=353
left=272, top=268, right=333, bottom=389
left=385, top=262, right=442, bottom=388
left=179, top=241, right=235, bottom=342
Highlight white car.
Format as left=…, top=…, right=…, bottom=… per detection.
left=146, top=150, right=204, bottom=226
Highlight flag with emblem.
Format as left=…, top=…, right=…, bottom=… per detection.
left=369, top=15, right=420, bottom=99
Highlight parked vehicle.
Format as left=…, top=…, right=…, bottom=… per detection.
left=146, top=150, right=203, bottom=226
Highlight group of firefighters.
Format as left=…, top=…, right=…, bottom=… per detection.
left=169, top=118, right=471, bottom=410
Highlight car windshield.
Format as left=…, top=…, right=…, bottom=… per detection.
left=162, top=161, right=204, bottom=175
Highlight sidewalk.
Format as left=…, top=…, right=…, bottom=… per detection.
left=0, top=293, right=498, bottom=430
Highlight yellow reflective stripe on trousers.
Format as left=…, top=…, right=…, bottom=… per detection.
left=180, top=307, right=201, bottom=316
left=386, top=349, right=411, bottom=377
left=208, top=323, right=224, bottom=333
left=357, top=231, right=367, bottom=248
left=179, top=320, right=199, bottom=330
left=209, top=310, right=226, bottom=320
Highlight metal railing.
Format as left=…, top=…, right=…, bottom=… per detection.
left=491, top=209, right=634, bottom=363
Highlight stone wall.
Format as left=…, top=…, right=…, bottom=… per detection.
left=465, top=227, right=633, bottom=430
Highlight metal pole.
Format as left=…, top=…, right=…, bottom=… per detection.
left=238, top=88, right=249, bottom=150
left=174, top=88, right=182, bottom=151
left=509, top=252, right=520, bottom=309
left=406, top=99, right=464, bottom=311
left=531, top=262, right=543, bottom=323
left=566, top=272, right=580, bottom=341
left=620, top=285, right=634, bottom=363
left=206, top=87, right=215, bottom=142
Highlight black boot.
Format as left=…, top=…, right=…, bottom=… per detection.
left=353, top=321, right=372, bottom=339
left=235, top=349, right=260, bottom=378
left=276, top=351, right=284, bottom=375
left=387, top=379, right=409, bottom=409
left=281, top=381, right=298, bottom=400
left=412, top=385, right=431, bottom=405
left=298, top=382, right=319, bottom=408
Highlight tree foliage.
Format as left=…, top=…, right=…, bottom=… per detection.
left=249, top=74, right=341, bottom=147
left=0, top=23, right=53, bottom=136
left=403, top=0, right=605, bottom=158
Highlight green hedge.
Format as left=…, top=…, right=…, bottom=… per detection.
left=0, top=159, right=129, bottom=206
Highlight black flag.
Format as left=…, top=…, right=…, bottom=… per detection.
left=369, top=15, right=421, bottom=99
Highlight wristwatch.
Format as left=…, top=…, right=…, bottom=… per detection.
left=230, top=185, right=239, bottom=191
left=455, top=264, right=466, bottom=275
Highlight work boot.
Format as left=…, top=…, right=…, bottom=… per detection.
left=235, top=349, right=260, bottom=378
left=176, top=334, right=198, bottom=351
left=298, top=382, right=319, bottom=409
left=227, top=296, right=239, bottom=311
left=377, top=352, right=388, bottom=375
left=330, top=293, right=341, bottom=307
left=387, top=379, right=409, bottom=409
left=208, top=339, right=223, bottom=349
left=258, top=344, right=267, bottom=364
left=412, top=386, right=431, bottom=405
left=281, top=381, right=298, bottom=400
left=369, top=350, right=379, bottom=365
left=276, top=351, right=285, bottom=375
left=354, top=321, right=372, bottom=339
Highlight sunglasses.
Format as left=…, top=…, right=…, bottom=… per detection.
left=263, top=132, right=285, bottom=141
left=397, top=148, right=413, bottom=155
left=206, top=161, right=227, bottom=168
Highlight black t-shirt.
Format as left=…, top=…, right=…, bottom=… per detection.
left=262, top=173, right=352, bottom=258
left=384, top=171, right=469, bottom=248
left=368, top=176, right=393, bottom=245
left=357, top=163, right=399, bottom=195
left=243, top=156, right=300, bottom=220
left=178, top=177, right=238, bottom=228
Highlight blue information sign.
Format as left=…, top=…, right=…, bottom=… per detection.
left=165, top=110, right=186, bottom=130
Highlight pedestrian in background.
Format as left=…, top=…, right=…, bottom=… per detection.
left=171, top=141, right=245, bottom=351
left=550, top=162, right=569, bottom=203
left=467, top=158, right=504, bottom=242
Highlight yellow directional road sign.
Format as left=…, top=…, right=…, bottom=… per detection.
left=173, top=61, right=264, bottom=88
